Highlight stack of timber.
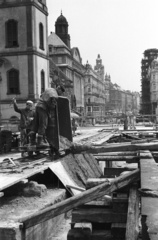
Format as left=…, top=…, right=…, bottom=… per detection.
left=67, top=170, right=140, bottom=240
left=67, top=130, right=158, bottom=240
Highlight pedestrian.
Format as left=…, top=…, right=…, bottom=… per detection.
left=56, top=85, right=65, bottom=96
left=71, top=118, right=76, bottom=136
left=13, top=99, right=35, bottom=148
left=29, top=88, right=58, bottom=149
left=124, top=115, right=128, bottom=130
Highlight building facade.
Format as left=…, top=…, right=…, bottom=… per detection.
left=48, top=13, right=85, bottom=115
left=149, top=58, right=158, bottom=115
left=84, top=60, right=106, bottom=124
left=0, top=0, right=49, bottom=121
left=141, top=48, right=158, bottom=114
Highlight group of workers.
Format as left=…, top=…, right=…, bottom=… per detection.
left=13, top=85, right=65, bottom=153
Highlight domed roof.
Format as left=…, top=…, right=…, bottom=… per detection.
left=56, top=11, right=68, bottom=25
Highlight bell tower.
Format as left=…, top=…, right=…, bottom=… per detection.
left=55, top=12, right=71, bottom=48
left=0, top=0, right=49, bottom=119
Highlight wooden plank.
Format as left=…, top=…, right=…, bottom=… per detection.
left=140, top=151, right=158, bottom=190
left=91, top=230, right=113, bottom=240
left=67, top=228, right=91, bottom=240
left=140, top=150, right=158, bottom=240
left=71, top=208, right=127, bottom=223
left=86, top=178, right=113, bottom=189
left=95, top=156, right=139, bottom=163
left=111, top=223, right=126, bottom=240
left=0, top=165, right=49, bottom=192
left=19, top=169, right=139, bottom=229
left=125, top=185, right=139, bottom=240
left=104, top=167, right=136, bottom=177
left=66, top=185, right=85, bottom=192
left=72, top=142, right=158, bottom=153
left=112, top=197, right=128, bottom=213
left=93, top=151, right=137, bottom=156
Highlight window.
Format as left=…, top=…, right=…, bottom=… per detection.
left=49, top=46, right=52, bottom=53
left=88, top=87, right=91, bottom=92
left=41, top=70, right=45, bottom=93
left=5, top=20, right=18, bottom=48
left=7, top=69, right=20, bottom=94
left=39, top=23, right=44, bottom=50
left=88, top=98, right=90, bottom=103
left=87, top=106, right=91, bottom=112
left=58, top=57, right=62, bottom=64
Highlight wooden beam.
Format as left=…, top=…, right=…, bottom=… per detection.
left=93, top=151, right=137, bottom=156
left=125, top=185, right=139, bottom=240
left=71, top=208, right=127, bottom=223
left=72, top=142, right=158, bottom=153
left=66, top=185, right=85, bottom=192
left=19, top=169, right=140, bottom=229
left=86, top=178, right=113, bottom=189
left=104, top=167, right=136, bottom=178
left=95, top=156, right=139, bottom=163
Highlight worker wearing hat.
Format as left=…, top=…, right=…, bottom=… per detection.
left=13, top=99, right=35, bottom=151
left=29, top=88, right=58, bottom=148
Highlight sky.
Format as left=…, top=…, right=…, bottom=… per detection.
left=47, top=0, right=158, bottom=93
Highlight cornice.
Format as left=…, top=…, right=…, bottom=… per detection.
left=0, top=1, right=48, bottom=16
left=0, top=50, right=49, bottom=60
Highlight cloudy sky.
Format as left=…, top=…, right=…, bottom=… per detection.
left=47, top=0, right=158, bottom=92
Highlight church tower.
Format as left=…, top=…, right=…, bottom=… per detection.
left=0, top=0, right=49, bottom=119
left=55, top=12, right=71, bottom=48
left=94, top=54, right=105, bottom=81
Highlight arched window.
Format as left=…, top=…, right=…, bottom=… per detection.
left=5, top=20, right=18, bottom=48
left=7, top=69, right=20, bottom=94
left=39, top=23, right=44, bottom=50
left=41, top=70, right=45, bottom=93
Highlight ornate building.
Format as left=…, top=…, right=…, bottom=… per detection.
left=84, top=57, right=106, bottom=124
left=48, top=13, right=85, bottom=114
left=149, top=58, right=158, bottom=115
left=141, top=48, right=158, bottom=114
left=0, top=0, right=49, bottom=120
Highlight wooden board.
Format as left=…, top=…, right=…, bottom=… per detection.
left=57, top=96, right=72, bottom=142
left=45, top=104, right=59, bottom=150
left=140, top=151, right=158, bottom=240
left=0, top=164, right=49, bottom=192
left=125, top=185, right=139, bottom=240
left=49, top=161, right=82, bottom=196
left=71, top=208, right=127, bottom=223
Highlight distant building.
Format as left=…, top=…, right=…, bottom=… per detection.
left=108, top=82, right=140, bottom=116
left=141, top=48, right=158, bottom=114
left=84, top=57, right=106, bottom=124
left=48, top=13, right=85, bottom=115
left=148, top=58, right=158, bottom=115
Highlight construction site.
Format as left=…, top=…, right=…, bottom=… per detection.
left=0, top=120, right=158, bottom=240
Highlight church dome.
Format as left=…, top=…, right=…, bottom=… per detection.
left=56, top=12, right=68, bottom=25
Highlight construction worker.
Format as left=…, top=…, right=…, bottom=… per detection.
left=13, top=99, right=35, bottom=148
left=56, top=85, right=65, bottom=96
left=29, top=88, right=58, bottom=148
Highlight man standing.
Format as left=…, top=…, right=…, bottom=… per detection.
left=29, top=88, right=58, bottom=149
left=13, top=99, right=35, bottom=147
left=56, top=85, right=65, bottom=96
